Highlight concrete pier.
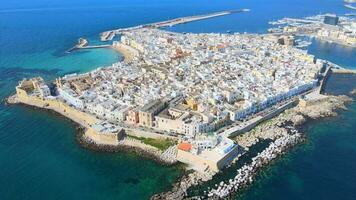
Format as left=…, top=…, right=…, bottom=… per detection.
left=67, top=44, right=112, bottom=53
left=101, top=9, right=250, bottom=41
left=100, top=31, right=116, bottom=42
left=331, top=68, right=356, bottom=74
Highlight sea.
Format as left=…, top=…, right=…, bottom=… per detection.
left=0, top=0, right=355, bottom=199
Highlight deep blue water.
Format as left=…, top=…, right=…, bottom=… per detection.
left=1, top=0, right=356, bottom=199
left=239, top=82, right=356, bottom=200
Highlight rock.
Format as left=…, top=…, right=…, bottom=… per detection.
left=350, top=88, right=356, bottom=96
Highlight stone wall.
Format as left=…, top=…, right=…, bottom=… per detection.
left=85, top=128, right=120, bottom=146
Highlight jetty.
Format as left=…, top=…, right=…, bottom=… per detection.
left=66, top=38, right=89, bottom=53
left=207, top=133, right=303, bottom=199
left=100, top=31, right=116, bottom=41
left=78, top=45, right=112, bottom=50
left=101, top=9, right=250, bottom=41
left=66, top=37, right=112, bottom=53
left=331, top=67, right=356, bottom=74
left=345, top=4, right=356, bottom=10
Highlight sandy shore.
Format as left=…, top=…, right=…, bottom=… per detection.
left=112, top=44, right=135, bottom=62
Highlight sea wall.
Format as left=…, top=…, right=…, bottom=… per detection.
left=125, top=128, right=176, bottom=140
left=228, top=99, right=297, bottom=137
left=85, top=128, right=120, bottom=146
left=176, top=145, right=240, bottom=173
left=8, top=93, right=179, bottom=165
left=13, top=93, right=98, bottom=127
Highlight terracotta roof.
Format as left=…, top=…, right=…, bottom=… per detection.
left=178, top=143, right=192, bottom=152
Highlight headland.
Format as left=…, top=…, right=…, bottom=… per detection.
left=6, top=11, right=356, bottom=199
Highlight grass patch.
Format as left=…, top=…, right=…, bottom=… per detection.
left=128, top=135, right=176, bottom=151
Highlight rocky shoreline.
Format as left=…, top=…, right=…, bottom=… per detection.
left=5, top=95, right=178, bottom=166
left=78, top=132, right=178, bottom=166
left=151, top=94, right=353, bottom=199
left=6, top=92, right=353, bottom=200
left=350, top=88, right=356, bottom=96
left=207, top=133, right=303, bottom=199
left=151, top=170, right=214, bottom=200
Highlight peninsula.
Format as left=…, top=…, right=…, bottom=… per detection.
left=6, top=12, right=356, bottom=199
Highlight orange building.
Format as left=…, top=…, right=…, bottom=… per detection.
left=178, top=143, right=192, bottom=152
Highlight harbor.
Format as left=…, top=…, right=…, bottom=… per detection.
left=267, top=14, right=356, bottom=48
left=68, top=9, right=250, bottom=53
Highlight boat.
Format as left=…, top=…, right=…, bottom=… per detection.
left=295, top=40, right=312, bottom=48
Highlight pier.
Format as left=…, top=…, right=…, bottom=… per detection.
left=77, top=45, right=112, bottom=50
left=345, top=4, right=356, bottom=10
left=281, top=17, right=319, bottom=24
left=66, top=38, right=112, bottom=53
left=331, top=67, right=356, bottom=74
left=66, top=38, right=89, bottom=53
left=101, top=9, right=250, bottom=41
left=100, top=31, right=116, bottom=42
left=66, top=45, right=111, bottom=53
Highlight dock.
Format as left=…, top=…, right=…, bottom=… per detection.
left=78, top=45, right=112, bottom=50
left=101, top=9, right=250, bottom=41
left=331, top=67, right=356, bottom=74
left=66, top=37, right=112, bottom=53
left=100, top=31, right=116, bottom=42
left=66, top=38, right=89, bottom=53
left=149, top=9, right=249, bottom=28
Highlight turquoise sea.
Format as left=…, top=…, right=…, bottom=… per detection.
left=0, top=0, right=355, bottom=199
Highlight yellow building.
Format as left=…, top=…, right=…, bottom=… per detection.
left=186, top=98, right=198, bottom=111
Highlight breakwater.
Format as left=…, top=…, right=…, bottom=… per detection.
left=331, top=68, right=356, bottom=74
left=152, top=94, right=353, bottom=199
left=101, top=9, right=250, bottom=41
left=207, top=133, right=303, bottom=199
